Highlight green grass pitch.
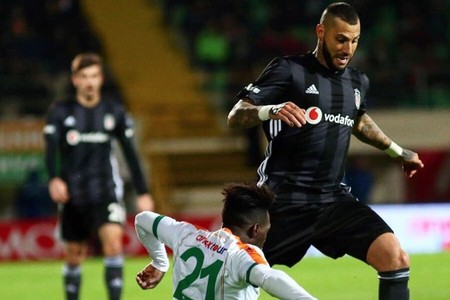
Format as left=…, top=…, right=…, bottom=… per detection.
left=1, top=252, right=448, bottom=299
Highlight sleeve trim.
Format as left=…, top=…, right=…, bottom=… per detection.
left=246, top=263, right=258, bottom=286
left=152, top=215, right=165, bottom=239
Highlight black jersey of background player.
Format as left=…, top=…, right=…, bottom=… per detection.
left=44, top=96, right=148, bottom=205
left=238, top=52, right=369, bottom=202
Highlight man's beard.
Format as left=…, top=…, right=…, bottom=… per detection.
left=322, top=40, right=342, bottom=71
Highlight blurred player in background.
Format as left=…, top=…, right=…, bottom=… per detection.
left=227, top=2, right=424, bottom=300
left=135, top=183, right=317, bottom=300
left=43, top=52, right=154, bottom=300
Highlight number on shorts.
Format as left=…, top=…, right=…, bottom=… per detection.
left=173, top=247, right=224, bottom=300
left=107, top=203, right=125, bottom=223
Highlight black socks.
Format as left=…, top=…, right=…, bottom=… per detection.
left=104, top=255, right=124, bottom=300
left=378, top=268, right=410, bottom=300
left=63, top=264, right=81, bottom=300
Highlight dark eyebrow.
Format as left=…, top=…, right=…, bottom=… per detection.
left=336, top=33, right=360, bottom=41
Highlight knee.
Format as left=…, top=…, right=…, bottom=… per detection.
left=395, top=248, right=410, bottom=269
left=367, top=233, right=410, bottom=271
left=64, top=242, right=87, bottom=265
left=102, top=240, right=123, bottom=256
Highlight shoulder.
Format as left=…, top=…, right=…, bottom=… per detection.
left=266, top=54, right=307, bottom=69
left=47, top=97, right=75, bottom=115
left=232, top=242, right=267, bottom=265
left=102, top=96, right=128, bottom=117
left=346, top=66, right=370, bottom=84
left=282, top=53, right=310, bottom=64
left=102, top=96, right=126, bottom=109
left=257, top=55, right=302, bottom=81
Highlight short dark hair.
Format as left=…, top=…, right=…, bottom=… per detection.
left=71, top=52, right=103, bottom=73
left=321, top=2, right=359, bottom=25
left=221, top=183, right=274, bottom=227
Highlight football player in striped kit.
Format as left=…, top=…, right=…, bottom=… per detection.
left=44, top=53, right=154, bottom=300
left=227, top=3, right=423, bottom=300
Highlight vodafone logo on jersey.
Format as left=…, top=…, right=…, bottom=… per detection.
left=66, top=129, right=80, bottom=145
left=66, top=130, right=109, bottom=145
left=305, top=107, right=323, bottom=124
left=305, top=106, right=354, bottom=127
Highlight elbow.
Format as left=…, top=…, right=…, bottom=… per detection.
left=227, top=111, right=240, bottom=129
left=227, top=117, right=238, bottom=129
left=134, top=211, right=149, bottom=228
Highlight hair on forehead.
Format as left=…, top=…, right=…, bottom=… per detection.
left=320, top=2, right=359, bottom=25
left=71, top=53, right=103, bottom=73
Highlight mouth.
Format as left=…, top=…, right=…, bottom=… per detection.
left=336, top=56, right=349, bottom=66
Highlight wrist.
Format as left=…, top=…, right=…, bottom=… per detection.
left=384, top=141, right=403, bottom=158
left=257, top=105, right=274, bottom=121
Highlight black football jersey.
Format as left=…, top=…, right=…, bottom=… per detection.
left=44, top=96, right=148, bottom=205
left=238, top=53, right=369, bottom=202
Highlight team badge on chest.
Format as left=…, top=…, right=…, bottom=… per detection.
left=104, top=114, right=116, bottom=131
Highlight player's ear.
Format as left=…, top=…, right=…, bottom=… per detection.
left=248, top=223, right=259, bottom=239
left=316, top=23, right=324, bottom=40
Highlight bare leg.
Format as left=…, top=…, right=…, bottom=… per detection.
left=367, top=232, right=410, bottom=300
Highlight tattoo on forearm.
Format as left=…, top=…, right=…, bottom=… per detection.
left=228, top=100, right=261, bottom=129
left=354, top=114, right=390, bottom=150
left=233, top=109, right=260, bottom=127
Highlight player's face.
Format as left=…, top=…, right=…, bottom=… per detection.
left=317, top=18, right=360, bottom=71
left=72, top=64, right=104, bottom=101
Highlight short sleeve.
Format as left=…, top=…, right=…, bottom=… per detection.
left=237, top=57, right=293, bottom=106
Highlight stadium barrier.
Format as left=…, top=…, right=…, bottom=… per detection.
left=1, top=204, right=449, bottom=261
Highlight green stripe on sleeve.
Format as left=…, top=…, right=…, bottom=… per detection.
left=246, top=263, right=259, bottom=286
left=152, top=215, right=165, bottom=239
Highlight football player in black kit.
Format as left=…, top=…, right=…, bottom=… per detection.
left=228, top=3, right=424, bottom=300
left=44, top=53, right=154, bottom=300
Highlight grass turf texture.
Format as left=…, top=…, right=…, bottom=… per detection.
left=1, top=253, right=448, bottom=299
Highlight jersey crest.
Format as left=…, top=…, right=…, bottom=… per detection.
left=104, top=114, right=116, bottom=130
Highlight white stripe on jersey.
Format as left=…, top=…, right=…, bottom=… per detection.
left=257, top=119, right=281, bottom=187
left=110, top=150, right=124, bottom=204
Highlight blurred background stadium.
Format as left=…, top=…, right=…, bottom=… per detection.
left=0, top=0, right=449, bottom=261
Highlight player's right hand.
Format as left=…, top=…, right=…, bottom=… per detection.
left=270, top=101, right=306, bottom=128
left=136, top=263, right=165, bottom=289
left=49, top=177, right=70, bottom=203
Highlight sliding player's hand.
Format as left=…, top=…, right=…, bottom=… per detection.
left=136, top=263, right=165, bottom=289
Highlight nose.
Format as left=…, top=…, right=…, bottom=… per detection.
left=342, top=42, right=353, bottom=55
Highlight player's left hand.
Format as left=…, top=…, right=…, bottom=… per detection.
left=136, top=263, right=165, bottom=289
left=400, top=149, right=424, bottom=178
left=136, top=194, right=155, bottom=212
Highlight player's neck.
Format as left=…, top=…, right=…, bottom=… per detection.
left=77, top=94, right=101, bottom=108
left=312, top=47, right=327, bottom=69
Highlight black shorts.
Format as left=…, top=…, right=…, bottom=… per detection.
left=59, top=200, right=125, bottom=242
left=263, top=198, right=393, bottom=266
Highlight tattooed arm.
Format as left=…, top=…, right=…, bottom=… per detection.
left=227, top=99, right=261, bottom=129
left=227, top=98, right=306, bottom=129
left=353, top=113, right=424, bottom=177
